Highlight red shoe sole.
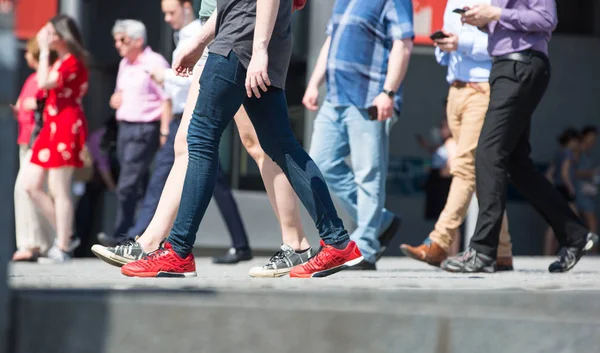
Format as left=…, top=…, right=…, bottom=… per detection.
left=121, top=269, right=197, bottom=278
left=290, top=255, right=364, bottom=278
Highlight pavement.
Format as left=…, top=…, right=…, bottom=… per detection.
left=8, top=257, right=600, bottom=353
left=9, top=256, right=600, bottom=291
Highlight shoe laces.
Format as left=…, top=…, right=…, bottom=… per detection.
left=115, top=239, right=136, bottom=252
left=144, top=242, right=169, bottom=261
left=459, top=248, right=477, bottom=264
left=268, top=249, right=286, bottom=264
left=304, top=246, right=336, bottom=270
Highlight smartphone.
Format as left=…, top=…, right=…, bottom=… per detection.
left=452, top=8, right=467, bottom=14
left=429, top=30, right=448, bottom=41
left=368, top=106, right=378, bottom=121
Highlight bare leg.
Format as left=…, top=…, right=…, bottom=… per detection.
left=135, top=68, right=201, bottom=252
left=25, top=164, right=56, bottom=229
left=233, top=109, right=309, bottom=251
left=48, top=167, right=75, bottom=251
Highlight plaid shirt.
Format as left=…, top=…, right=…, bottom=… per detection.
left=325, top=0, right=414, bottom=113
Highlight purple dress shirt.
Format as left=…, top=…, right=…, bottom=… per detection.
left=487, top=0, right=558, bottom=56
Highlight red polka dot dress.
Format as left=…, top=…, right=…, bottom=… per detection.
left=30, top=54, right=89, bottom=169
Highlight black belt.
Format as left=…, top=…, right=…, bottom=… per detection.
left=492, top=49, right=547, bottom=64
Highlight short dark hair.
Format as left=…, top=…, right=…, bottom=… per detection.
left=558, top=128, right=580, bottom=146
left=581, top=125, right=598, bottom=136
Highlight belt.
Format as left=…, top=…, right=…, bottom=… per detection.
left=492, top=49, right=547, bottom=64
left=450, top=81, right=486, bottom=93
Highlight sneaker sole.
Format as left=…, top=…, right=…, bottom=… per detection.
left=91, top=245, right=133, bottom=268
left=248, top=267, right=291, bottom=278
left=291, top=256, right=364, bottom=278
left=442, top=263, right=496, bottom=273
left=120, top=269, right=197, bottom=278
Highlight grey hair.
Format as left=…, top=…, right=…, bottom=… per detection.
left=112, top=19, right=147, bottom=45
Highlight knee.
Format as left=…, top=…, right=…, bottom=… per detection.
left=25, top=182, right=42, bottom=200
left=240, top=132, right=267, bottom=163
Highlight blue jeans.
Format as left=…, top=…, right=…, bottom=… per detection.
left=166, top=52, right=348, bottom=257
left=126, top=116, right=250, bottom=250
left=309, top=101, right=395, bottom=263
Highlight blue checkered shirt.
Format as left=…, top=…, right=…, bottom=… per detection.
left=325, top=0, right=414, bottom=113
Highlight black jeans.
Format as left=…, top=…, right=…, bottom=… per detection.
left=114, top=121, right=160, bottom=238
left=470, top=55, right=589, bottom=257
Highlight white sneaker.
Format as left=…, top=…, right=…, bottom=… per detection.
left=248, top=244, right=314, bottom=278
left=38, top=238, right=80, bottom=264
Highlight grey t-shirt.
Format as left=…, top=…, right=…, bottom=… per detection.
left=209, top=0, right=292, bottom=89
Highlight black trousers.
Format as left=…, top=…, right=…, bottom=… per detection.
left=470, top=54, right=588, bottom=257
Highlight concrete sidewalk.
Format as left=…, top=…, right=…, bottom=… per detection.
left=8, top=257, right=600, bottom=353
left=9, top=257, right=600, bottom=291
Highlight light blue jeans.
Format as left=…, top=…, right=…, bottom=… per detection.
left=309, top=101, right=396, bottom=263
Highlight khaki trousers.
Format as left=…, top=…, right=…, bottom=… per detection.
left=429, top=84, right=512, bottom=257
left=14, top=145, right=54, bottom=254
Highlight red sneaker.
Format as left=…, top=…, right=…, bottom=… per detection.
left=121, top=242, right=196, bottom=278
left=289, top=240, right=363, bottom=278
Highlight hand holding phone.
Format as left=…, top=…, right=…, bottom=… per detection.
left=452, top=8, right=467, bottom=14
left=368, top=106, right=378, bottom=121
left=429, top=30, right=448, bottom=41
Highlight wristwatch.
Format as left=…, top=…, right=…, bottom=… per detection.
left=383, top=89, right=395, bottom=98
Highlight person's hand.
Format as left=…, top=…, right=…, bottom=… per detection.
left=371, top=92, right=394, bottom=121
left=302, top=84, right=320, bottom=111
left=461, top=4, right=501, bottom=27
left=149, top=67, right=166, bottom=85
left=434, top=30, right=458, bottom=52
left=172, top=39, right=206, bottom=77
left=36, top=24, right=51, bottom=51
left=246, top=49, right=270, bottom=98
left=109, top=91, right=122, bottom=110
left=22, top=97, right=37, bottom=111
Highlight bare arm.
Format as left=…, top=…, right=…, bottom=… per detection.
left=561, top=160, right=576, bottom=195
left=160, top=99, right=173, bottom=139
left=37, top=50, right=60, bottom=90
left=306, top=36, right=331, bottom=89
left=383, top=38, right=413, bottom=93
left=253, top=0, right=280, bottom=54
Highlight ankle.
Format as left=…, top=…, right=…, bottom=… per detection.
left=285, top=238, right=311, bottom=252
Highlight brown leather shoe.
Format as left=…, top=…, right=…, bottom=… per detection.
left=496, top=256, right=514, bottom=271
left=400, top=242, right=448, bottom=267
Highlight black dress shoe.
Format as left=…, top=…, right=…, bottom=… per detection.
left=375, top=216, right=402, bottom=261
left=347, top=260, right=377, bottom=271
left=212, top=247, right=253, bottom=264
left=548, top=232, right=598, bottom=273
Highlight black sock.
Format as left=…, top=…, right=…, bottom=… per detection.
left=295, top=248, right=312, bottom=254
left=330, top=238, right=350, bottom=250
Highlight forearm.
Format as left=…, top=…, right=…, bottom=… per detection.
left=383, top=38, right=413, bottom=92
left=306, top=36, right=331, bottom=88
left=561, top=162, right=575, bottom=193
left=193, top=11, right=218, bottom=47
left=36, top=50, right=52, bottom=89
left=253, top=0, right=280, bottom=53
left=99, top=169, right=117, bottom=190
left=161, top=100, right=173, bottom=134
